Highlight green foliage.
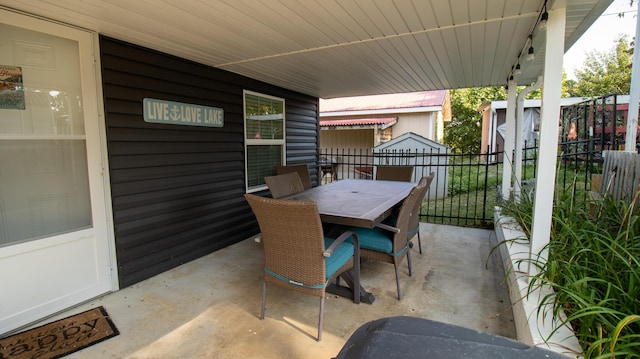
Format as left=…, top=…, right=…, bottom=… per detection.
left=447, top=158, right=501, bottom=196
left=501, top=184, right=640, bottom=358
left=570, top=35, right=633, bottom=97
left=445, top=87, right=506, bottom=154
left=444, top=75, right=574, bottom=155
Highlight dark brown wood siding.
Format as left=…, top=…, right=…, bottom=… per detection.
left=99, top=36, right=319, bottom=288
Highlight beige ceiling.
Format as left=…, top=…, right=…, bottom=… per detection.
left=0, top=0, right=612, bottom=99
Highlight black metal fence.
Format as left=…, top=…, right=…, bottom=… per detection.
left=316, top=95, right=634, bottom=228
left=320, top=139, right=604, bottom=229
left=319, top=147, right=503, bottom=228
left=560, top=94, right=635, bottom=154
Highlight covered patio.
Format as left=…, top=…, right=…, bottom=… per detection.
left=0, top=1, right=621, bottom=357
left=47, top=223, right=513, bottom=358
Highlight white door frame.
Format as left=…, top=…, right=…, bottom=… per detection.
left=0, top=8, right=117, bottom=334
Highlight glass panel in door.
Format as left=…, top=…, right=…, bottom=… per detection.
left=0, top=23, right=91, bottom=247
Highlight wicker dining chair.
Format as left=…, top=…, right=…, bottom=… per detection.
left=347, top=177, right=430, bottom=300
left=264, top=172, right=305, bottom=198
left=275, top=164, right=313, bottom=189
left=375, top=165, right=414, bottom=182
left=406, top=173, right=435, bottom=254
left=244, top=194, right=360, bottom=341
left=383, top=173, right=435, bottom=254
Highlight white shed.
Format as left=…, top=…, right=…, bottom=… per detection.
left=373, top=132, right=449, bottom=199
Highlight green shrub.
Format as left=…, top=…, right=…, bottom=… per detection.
left=501, top=186, right=640, bottom=358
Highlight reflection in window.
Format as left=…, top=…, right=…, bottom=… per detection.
left=244, top=91, right=285, bottom=192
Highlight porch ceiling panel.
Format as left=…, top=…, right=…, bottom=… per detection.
left=0, top=0, right=612, bottom=99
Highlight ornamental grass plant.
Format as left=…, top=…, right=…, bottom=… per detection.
left=500, top=185, right=640, bottom=358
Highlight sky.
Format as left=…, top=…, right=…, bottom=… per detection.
left=563, top=0, right=638, bottom=80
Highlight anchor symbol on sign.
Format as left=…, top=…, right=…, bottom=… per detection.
left=170, top=105, right=181, bottom=121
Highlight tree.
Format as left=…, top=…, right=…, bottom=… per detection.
left=445, top=72, right=572, bottom=154
left=570, top=35, right=633, bottom=97
left=444, top=87, right=506, bottom=153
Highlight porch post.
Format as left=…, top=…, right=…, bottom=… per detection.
left=529, top=3, right=566, bottom=275
left=514, top=76, right=542, bottom=199
left=626, top=3, right=640, bottom=152
left=501, top=80, right=518, bottom=199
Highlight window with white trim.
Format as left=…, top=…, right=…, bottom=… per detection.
left=244, top=90, right=285, bottom=192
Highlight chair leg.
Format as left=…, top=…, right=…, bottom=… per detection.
left=417, top=231, right=423, bottom=254
left=407, top=249, right=412, bottom=277
left=260, top=281, right=267, bottom=319
left=353, top=245, right=361, bottom=304
left=317, top=296, right=324, bottom=341
left=394, top=267, right=401, bottom=300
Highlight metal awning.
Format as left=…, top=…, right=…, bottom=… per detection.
left=320, top=117, right=397, bottom=130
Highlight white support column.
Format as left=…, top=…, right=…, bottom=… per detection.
left=501, top=80, right=518, bottom=200
left=529, top=4, right=566, bottom=275
left=514, top=76, right=542, bottom=199
left=626, top=2, right=640, bottom=152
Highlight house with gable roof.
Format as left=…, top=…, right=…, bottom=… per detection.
left=319, top=90, right=451, bottom=151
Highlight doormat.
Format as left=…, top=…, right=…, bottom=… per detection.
left=0, top=306, right=119, bottom=359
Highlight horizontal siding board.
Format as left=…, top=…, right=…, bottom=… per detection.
left=102, top=59, right=242, bottom=98
left=100, top=39, right=245, bottom=89
left=108, top=152, right=243, bottom=170
left=117, top=204, right=253, bottom=260
left=114, top=191, right=242, bottom=225
left=116, top=197, right=246, bottom=239
left=101, top=36, right=318, bottom=288
left=107, top=141, right=244, bottom=156
left=110, top=163, right=242, bottom=182
left=106, top=127, right=243, bottom=142
left=112, top=180, right=243, bottom=210
left=286, top=121, right=318, bottom=132
left=118, top=222, right=257, bottom=285
left=110, top=173, right=242, bottom=197
left=103, top=72, right=240, bottom=106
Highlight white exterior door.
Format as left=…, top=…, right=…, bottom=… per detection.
left=0, top=10, right=115, bottom=334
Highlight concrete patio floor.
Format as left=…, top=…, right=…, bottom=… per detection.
left=41, top=223, right=515, bottom=358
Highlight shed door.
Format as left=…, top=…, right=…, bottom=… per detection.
left=0, top=11, right=114, bottom=334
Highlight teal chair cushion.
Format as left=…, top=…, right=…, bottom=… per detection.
left=346, top=227, right=393, bottom=253
left=323, top=237, right=354, bottom=280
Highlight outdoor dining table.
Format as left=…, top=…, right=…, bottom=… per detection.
left=283, top=179, right=417, bottom=304
left=283, top=178, right=416, bottom=228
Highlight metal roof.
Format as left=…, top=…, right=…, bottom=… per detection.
left=0, top=0, right=613, bottom=99
left=320, top=90, right=447, bottom=113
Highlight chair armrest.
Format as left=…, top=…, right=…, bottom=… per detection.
left=375, top=222, right=400, bottom=233
left=324, top=231, right=358, bottom=257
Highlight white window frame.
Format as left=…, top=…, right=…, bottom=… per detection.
left=243, top=90, right=286, bottom=193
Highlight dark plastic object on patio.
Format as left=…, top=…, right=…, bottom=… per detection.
left=334, top=316, right=570, bottom=359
